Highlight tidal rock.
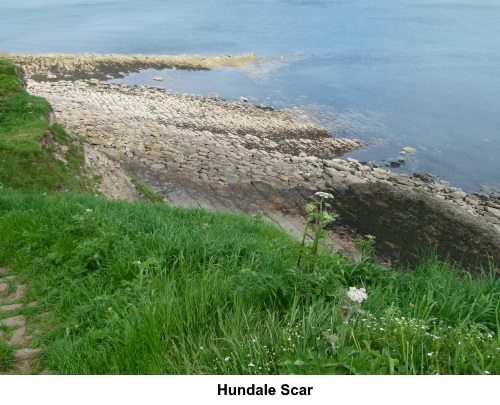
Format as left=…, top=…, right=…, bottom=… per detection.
left=225, top=173, right=240, bottom=184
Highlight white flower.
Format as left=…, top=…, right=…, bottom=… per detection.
left=248, top=363, right=255, bottom=367
left=315, top=191, right=334, bottom=199
left=224, top=356, right=230, bottom=362
left=347, top=287, right=368, bottom=303
left=427, top=352, right=433, bottom=357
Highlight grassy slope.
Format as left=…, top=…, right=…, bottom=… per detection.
left=0, top=59, right=498, bottom=374
left=0, top=60, right=89, bottom=193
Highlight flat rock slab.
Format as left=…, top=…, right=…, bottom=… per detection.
left=9, top=327, right=32, bottom=346
left=13, top=348, right=41, bottom=361
left=13, top=348, right=41, bottom=372
left=0, top=314, right=26, bottom=328
left=0, top=303, right=23, bottom=312
left=1, top=284, right=26, bottom=302
left=0, top=283, right=7, bottom=293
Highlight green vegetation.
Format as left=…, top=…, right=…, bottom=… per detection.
left=130, top=175, right=164, bottom=204
left=0, top=60, right=88, bottom=192
left=0, top=189, right=498, bottom=374
left=0, top=340, right=15, bottom=371
left=0, top=58, right=498, bottom=374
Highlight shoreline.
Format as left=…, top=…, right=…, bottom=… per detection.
left=0, top=52, right=261, bottom=81
left=5, top=54, right=499, bottom=268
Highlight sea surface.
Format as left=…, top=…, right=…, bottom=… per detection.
left=1, top=0, right=499, bottom=192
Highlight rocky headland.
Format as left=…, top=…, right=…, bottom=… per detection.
left=5, top=53, right=499, bottom=270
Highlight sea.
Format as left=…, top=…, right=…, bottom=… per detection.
left=1, top=0, right=499, bottom=193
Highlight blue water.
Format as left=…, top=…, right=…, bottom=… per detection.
left=1, top=0, right=499, bottom=192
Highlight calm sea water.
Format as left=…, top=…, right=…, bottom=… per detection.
left=1, top=0, right=499, bottom=192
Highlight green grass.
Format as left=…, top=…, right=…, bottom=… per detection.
left=0, top=340, right=15, bottom=372
left=0, top=60, right=51, bottom=153
left=0, top=189, right=498, bottom=375
left=0, top=60, right=89, bottom=193
left=130, top=175, right=164, bottom=204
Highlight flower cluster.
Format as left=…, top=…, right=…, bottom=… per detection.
left=314, top=191, right=334, bottom=199
left=347, top=287, right=368, bottom=303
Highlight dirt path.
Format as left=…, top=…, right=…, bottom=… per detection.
left=0, top=267, right=48, bottom=375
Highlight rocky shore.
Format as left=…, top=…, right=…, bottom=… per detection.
left=7, top=53, right=499, bottom=269
left=0, top=52, right=260, bottom=80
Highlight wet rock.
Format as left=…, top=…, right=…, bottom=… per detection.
left=167, top=162, right=181, bottom=169
left=413, top=172, right=434, bottom=183
left=402, top=146, right=416, bottom=153
left=225, top=173, right=240, bottom=184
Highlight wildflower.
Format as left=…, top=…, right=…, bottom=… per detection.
left=248, top=363, right=255, bottom=367
left=347, top=287, right=368, bottom=303
left=224, top=357, right=230, bottom=362
left=314, top=191, right=334, bottom=199
left=85, top=208, right=92, bottom=212
left=427, top=352, right=433, bottom=357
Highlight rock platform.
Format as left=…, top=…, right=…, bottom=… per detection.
left=9, top=55, right=499, bottom=269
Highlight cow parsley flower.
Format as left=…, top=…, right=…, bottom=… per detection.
left=315, top=191, right=334, bottom=199
left=347, top=287, right=368, bottom=303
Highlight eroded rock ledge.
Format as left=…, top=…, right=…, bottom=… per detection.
left=0, top=52, right=261, bottom=81
left=23, top=78, right=499, bottom=268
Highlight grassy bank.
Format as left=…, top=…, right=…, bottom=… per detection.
left=0, top=58, right=498, bottom=374
left=0, top=189, right=498, bottom=374
left=0, top=60, right=89, bottom=193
